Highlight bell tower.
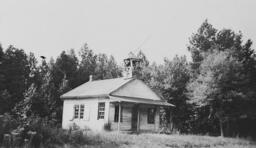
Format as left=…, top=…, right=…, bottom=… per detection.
left=122, top=52, right=142, bottom=78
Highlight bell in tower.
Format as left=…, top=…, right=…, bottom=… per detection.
left=122, top=52, right=142, bottom=78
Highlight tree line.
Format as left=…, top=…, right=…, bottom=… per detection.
left=1, top=20, right=256, bottom=138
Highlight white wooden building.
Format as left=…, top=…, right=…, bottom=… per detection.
left=61, top=55, right=174, bottom=132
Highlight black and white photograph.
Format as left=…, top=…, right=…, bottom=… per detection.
left=1, top=0, right=256, bottom=147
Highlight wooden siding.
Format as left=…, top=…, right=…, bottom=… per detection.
left=109, top=103, right=160, bottom=132
left=139, top=105, right=160, bottom=132
left=109, top=103, right=133, bottom=130
left=63, top=98, right=161, bottom=132
left=62, top=98, right=110, bottom=131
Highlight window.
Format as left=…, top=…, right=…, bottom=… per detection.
left=148, top=108, right=156, bottom=124
left=74, top=104, right=85, bottom=119
left=114, top=105, right=123, bottom=122
left=74, top=105, right=79, bottom=119
left=80, top=104, right=84, bottom=119
left=98, top=102, right=105, bottom=119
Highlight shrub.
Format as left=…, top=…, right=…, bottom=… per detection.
left=0, top=115, right=105, bottom=147
left=0, top=113, right=18, bottom=144
left=104, top=123, right=111, bottom=131
left=24, top=119, right=100, bottom=147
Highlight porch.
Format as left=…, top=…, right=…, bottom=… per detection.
left=108, top=96, right=174, bottom=132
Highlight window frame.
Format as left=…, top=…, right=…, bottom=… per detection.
left=73, top=104, right=85, bottom=120
left=98, top=102, right=105, bottom=120
left=147, top=108, right=156, bottom=124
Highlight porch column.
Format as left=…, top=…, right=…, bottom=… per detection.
left=118, top=102, right=121, bottom=132
left=154, top=106, right=159, bottom=131
left=137, top=105, right=140, bottom=132
left=169, top=107, right=173, bottom=130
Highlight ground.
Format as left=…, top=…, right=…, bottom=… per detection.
left=74, top=132, right=256, bottom=148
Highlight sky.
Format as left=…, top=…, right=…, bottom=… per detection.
left=0, top=0, right=256, bottom=64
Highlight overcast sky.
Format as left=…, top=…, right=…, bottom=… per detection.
left=0, top=0, right=256, bottom=63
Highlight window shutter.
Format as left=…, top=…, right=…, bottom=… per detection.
left=121, top=106, right=123, bottom=122
left=84, top=105, right=90, bottom=121
left=70, top=105, right=75, bottom=121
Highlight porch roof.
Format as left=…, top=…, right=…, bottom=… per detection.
left=110, top=96, right=175, bottom=107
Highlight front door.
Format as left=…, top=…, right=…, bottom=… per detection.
left=131, top=105, right=138, bottom=130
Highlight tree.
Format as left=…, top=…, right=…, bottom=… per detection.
left=188, top=20, right=254, bottom=74
left=188, top=20, right=217, bottom=73
left=187, top=20, right=256, bottom=137
left=12, top=83, right=37, bottom=123
left=27, top=53, right=39, bottom=90
left=106, top=55, right=122, bottom=78
left=76, top=43, right=97, bottom=85
left=0, top=90, right=12, bottom=114
left=187, top=51, right=251, bottom=136
left=0, top=45, right=4, bottom=90
left=32, top=67, right=57, bottom=119
left=94, top=54, right=121, bottom=80
left=147, top=56, right=192, bottom=132
left=130, top=50, right=150, bottom=80
left=54, top=49, right=78, bottom=89
left=1, top=46, right=30, bottom=113
left=0, top=45, right=7, bottom=114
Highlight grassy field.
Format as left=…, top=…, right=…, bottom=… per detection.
left=77, top=132, right=256, bottom=148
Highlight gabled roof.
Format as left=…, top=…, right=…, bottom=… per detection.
left=61, top=77, right=133, bottom=99
left=61, top=77, right=174, bottom=107
left=110, top=78, right=163, bottom=101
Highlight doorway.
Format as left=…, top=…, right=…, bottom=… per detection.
left=131, top=105, right=139, bottom=131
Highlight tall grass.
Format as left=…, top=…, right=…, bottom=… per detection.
left=1, top=114, right=256, bottom=148
left=92, top=132, right=256, bottom=148
left=0, top=114, right=103, bottom=148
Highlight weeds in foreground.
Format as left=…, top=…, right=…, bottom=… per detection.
left=0, top=114, right=105, bottom=148
left=1, top=114, right=256, bottom=148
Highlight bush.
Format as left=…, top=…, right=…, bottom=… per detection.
left=0, top=115, right=103, bottom=147
left=0, top=113, right=18, bottom=143
left=104, top=123, right=111, bottom=131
